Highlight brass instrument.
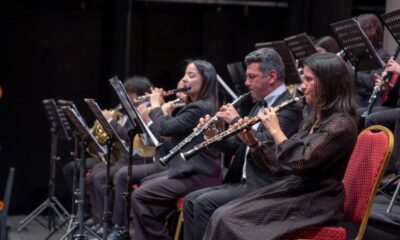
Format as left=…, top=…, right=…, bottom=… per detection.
left=90, top=104, right=123, bottom=145
left=89, top=105, right=123, bottom=164
left=180, top=96, right=304, bottom=161
left=134, top=86, right=191, bottom=103
left=159, top=92, right=250, bottom=166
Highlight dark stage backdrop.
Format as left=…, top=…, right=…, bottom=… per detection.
left=0, top=0, right=364, bottom=214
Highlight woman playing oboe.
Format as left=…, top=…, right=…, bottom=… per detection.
left=203, top=52, right=358, bottom=240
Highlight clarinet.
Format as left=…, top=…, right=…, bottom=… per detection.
left=362, top=46, right=400, bottom=118
left=180, top=96, right=304, bottom=161
left=158, top=92, right=250, bottom=166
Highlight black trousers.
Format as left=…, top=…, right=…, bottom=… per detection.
left=112, top=160, right=165, bottom=226
left=183, top=183, right=249, bottom=240
left=365, top=107, right=400, bottom=172
left=131, top=171, right=222, bottom=240
left=62, top=157, right=101, bottom=193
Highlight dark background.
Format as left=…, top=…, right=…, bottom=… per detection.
left=0, top=0, right=385, bottom=213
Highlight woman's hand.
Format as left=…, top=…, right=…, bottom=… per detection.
left=161, top=101, right=176, bottom=116
left=259, top=108, right=287, bottom=144
left=149, top=87, right=165, bottom=108
left=195, top=115, right=218, bottom=139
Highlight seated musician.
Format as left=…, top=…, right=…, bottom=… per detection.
left=85, top=76, right=157, bottom=234
left=130, top=60, right=222, bottom=240
left=203, top=52, right=358, bottom=240
left=182, top=48, right=303, bottom=240
left=364, top=59, right=400, bottom=179
left=108, top=79, right=189, bottom=239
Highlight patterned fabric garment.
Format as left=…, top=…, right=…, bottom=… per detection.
left=203, top=113, right=358, bottom=240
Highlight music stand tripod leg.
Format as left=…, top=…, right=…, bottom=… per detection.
left=18, top=129, right=70, bottom=232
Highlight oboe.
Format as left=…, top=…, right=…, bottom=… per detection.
left=158, top=92, right=251, bottom=166
left=180, top=96, right=304, bottom=161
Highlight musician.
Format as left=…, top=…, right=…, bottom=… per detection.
left=85, top=76, right=153, bottom=233
left=107, top=80, right=188, bottom=239
left=183, top=48, right=303, bottom=240
left=203, top=52, right=358, bottom=240
left=364, top=59, right=400, bottom=175
left=130, top=60, right=222, bottom=240
left=354, top=13, right=390, bottom=107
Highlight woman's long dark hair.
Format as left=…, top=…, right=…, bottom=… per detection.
left=303, top=52, right=356, bottom=126
left=186, top=60, right=219, bottom=113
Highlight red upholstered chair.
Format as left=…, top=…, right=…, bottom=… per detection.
left=284, top=125, right=394, bottom=240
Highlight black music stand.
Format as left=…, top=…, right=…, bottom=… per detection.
left=255, top=40, right=302, bottom=85
left=84, top=99, right=134, bottom=240
left=331, top=18, right=385, bottom=72
left=226, top=62, right=254, bottom=118
left=226, top=62, right=247, bottom=95
left=60, top=106, right=104, bottom=240
left=18, top=99, right=71, bottom=232
left=381, top=10, right=400, bottom=47
left=284, top=33, right=318, bottom=66
left=44, top=100, right=85, bottom=240
left=109, top=76, right=160, bottom=240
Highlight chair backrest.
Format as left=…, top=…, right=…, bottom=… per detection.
left=342, top=125, right=393, bottom=239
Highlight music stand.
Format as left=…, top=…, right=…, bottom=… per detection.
left=60, top=106, right=104, bottom=240
left=226, top=62, right=247, bottom=95
left=44, top=100, right=86, bottom=240
left=109, top=76, right=160, bottom=239
left=255, top=40, right=302, bottom=85
left=381, top=10, right=400, bottom=47
left=84, top=98, right=134, bottom=240
left=284, top=33, right=318, bottom=66
left=330, top=18, right=385, bottom=72
left=18, top=99, right=71, bottom=232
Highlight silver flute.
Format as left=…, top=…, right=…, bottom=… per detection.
left=180, top=96, right=304, bottom=161
left=159, top=92, right=251, bottom=166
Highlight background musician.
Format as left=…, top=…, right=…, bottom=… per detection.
left=183, top=48, right=303, bottom=240
left=204, top=52, right=358, bottom=240
left=354, top=13, right=390, bottom=107
left=364, top=59, right=400, bottom=178
left=131, top=60, right=222, bottom=240
left=108, top=79, right=189, bottom=239
left=85, top=76, right=153, bottom=234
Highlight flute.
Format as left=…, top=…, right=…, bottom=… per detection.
left=134, top=86, right=191, bottom=103
left=158, top=92, right=251, bottom=166
left=180, top=96, right=304, bottom=161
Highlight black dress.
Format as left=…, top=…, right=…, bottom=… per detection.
left=203, top=113, right=358, bottom=240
